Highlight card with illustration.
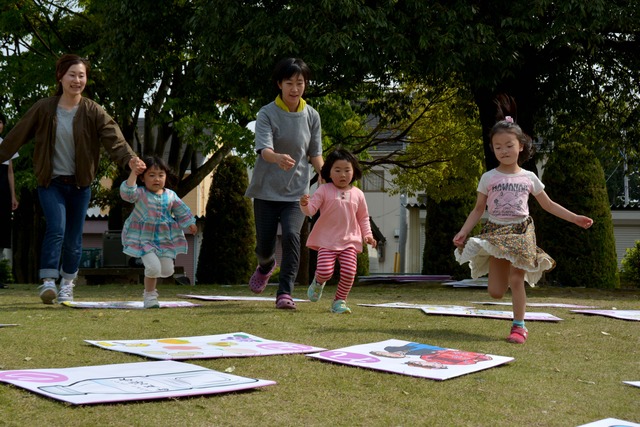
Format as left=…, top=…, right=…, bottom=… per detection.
left=420, top=306, right=562, bottom=321
left=442, top=278, right=489, bottom=288
left=472, top=301, right=596, bottom=309
left=576, top=418, right=640, bottom=427
left=86, top=332, right=325, bottom=360
left=571, top=310, right=640, bottom=321
left=177, top=294, right=308, bottom=302
left=307, top=339, right=513, bottom=380
left=358, top=302, right=474, bottom=310
left=0, top=360, right=275, bottom=405
left=61, top=301, right=201, bottom=309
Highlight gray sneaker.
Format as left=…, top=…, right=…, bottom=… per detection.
left=57, top=280, right=75, bottom=303
left=38, top=280, right=58, bottom=305
left=143, top=290, right=160, bottom=309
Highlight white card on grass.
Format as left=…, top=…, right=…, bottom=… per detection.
left=358, top=302, right=474, bottom=310
left=307, top=339, right=513, bottom=380
left=61, top=301, right=201, bottom=309
left=0, top=360, right=275, bottom=405
left=472, top=301, right=596, bottom=308
left=571, top=310, right=640, bottom=321
left=177, top=294, right=307, bottom=302
left=421, top=306, right=562, bottom=321
left=86, top=332, right=325, bottom=360
left=576, top=418, right=640, bottom=427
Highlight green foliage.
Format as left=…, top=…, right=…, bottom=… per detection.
left=1, top=283, right=639, bottom=426
left=2, top=0, right=639, bottom=283
left=620, top=241, right=640, bottom=289
left=268, top=266, right=280, bottom=284
left=357, top=244, right=370, bottom=280
left=388, top=85, right=484, bottom=200
left=196, top=156, right=255, bottom=284
left=533, top=143, right=618, bottom=288
left=423, top=196, right=478, bottom=279
left=0, top=258, right=13, bottom=284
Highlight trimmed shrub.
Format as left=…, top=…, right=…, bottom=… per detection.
left=533, top=142, right=618, bottom=288
left=0, top=258, right=13, bottom=284
left=196, top=156, right=256, bottom=284
left=620, top=242, right=640, bottom=288
left=423, top=195, right=477, bottom=279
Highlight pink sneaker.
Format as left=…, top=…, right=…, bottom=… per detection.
left=507, top=326, right=528, bottom=344
left=249, top=262, right=276, bottom=294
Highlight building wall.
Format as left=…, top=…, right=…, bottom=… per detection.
left=360, top=167, right=424, bottom=273
left=82, top=216, right=202, bottom=284
left=611, top=209, right=640, bottom=267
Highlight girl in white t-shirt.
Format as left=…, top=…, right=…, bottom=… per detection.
left=453, top=98, right=593, bottom=344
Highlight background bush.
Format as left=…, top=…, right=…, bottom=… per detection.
left=196, top=156, right=256, bottom=284
left=533, top=142, right=618, bottom=288
left=422, top=195, right=477, bottom=279
left=620, top=241, right=640, bottom=288
left=0, top=258, right=14, bottom=284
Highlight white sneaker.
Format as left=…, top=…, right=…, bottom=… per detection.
left=58, top=280, right=75, bottom=303
left=143, top=290, right=160, bottom=309
left=38, top=280, right=58, bottom=304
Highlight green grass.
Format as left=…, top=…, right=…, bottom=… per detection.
left=0, top=282, right=638, bottom=427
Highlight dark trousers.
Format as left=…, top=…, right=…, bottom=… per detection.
left=253, top=199, right=305, bottom=296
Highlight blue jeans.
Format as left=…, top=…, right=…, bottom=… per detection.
left=37, top=179, right=91, bottom=281
left=253, top=199, right=305, bottom=296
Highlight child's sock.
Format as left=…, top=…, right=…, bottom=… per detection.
left=512, top=319, right=526, bottom=329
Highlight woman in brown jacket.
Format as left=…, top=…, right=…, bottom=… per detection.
left=0, top=54, right=145, bottom=304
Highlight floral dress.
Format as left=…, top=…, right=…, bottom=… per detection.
left=120, top=182, right=195, bottom=258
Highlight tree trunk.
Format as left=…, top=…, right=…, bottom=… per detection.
left=13, top=188, right=43, bottom=284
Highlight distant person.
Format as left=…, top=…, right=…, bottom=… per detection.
left=453, top=95, right=593, bottom=344
left=120, top=155, right=197, bottom=308
left=0, top=113, right=19, bottom=288
left=245, top=58, right=324, bottom=310
left=300, top=147, right=376, bottom=314
left=0, top=54, right=144, bottom=303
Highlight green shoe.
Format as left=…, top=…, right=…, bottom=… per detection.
left=331, top=299, right=351, bottom=314
left=307, top=277, right=325, bottom=302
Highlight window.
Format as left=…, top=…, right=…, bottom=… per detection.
left=362, top=170, right=385, bottom=192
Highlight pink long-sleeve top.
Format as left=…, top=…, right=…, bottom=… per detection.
left=301, top=183, right=373, bottom=252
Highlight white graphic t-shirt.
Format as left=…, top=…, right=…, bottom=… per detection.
left=477, top=168, right=544, bottom=223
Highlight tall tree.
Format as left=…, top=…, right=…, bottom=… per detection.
left=2, top=0, right=638, bottom=281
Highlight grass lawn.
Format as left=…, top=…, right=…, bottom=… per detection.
left=0, top=281, right=638, bottom=427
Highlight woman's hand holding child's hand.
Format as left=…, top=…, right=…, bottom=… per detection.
left=300, top=194, right=310, bottom=207
left=129, top=157, right=146, bottom=175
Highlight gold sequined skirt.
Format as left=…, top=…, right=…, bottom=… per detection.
left=455, top=217, right=555, bottom=285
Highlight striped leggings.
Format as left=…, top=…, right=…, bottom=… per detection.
left=315, top=247, right=358, bottom=301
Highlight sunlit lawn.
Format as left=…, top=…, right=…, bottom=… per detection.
left=0, top=281, right=638, bottom=427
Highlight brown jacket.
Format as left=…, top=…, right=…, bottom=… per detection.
left=0, top=96, right=136, bottom=187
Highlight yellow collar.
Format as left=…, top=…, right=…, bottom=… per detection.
left=275, top=95, right=306, bottom=112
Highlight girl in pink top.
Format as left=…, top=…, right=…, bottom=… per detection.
left=453, top=96, right=593, bottom=344
left=300, top=148, right=376, bottom=314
